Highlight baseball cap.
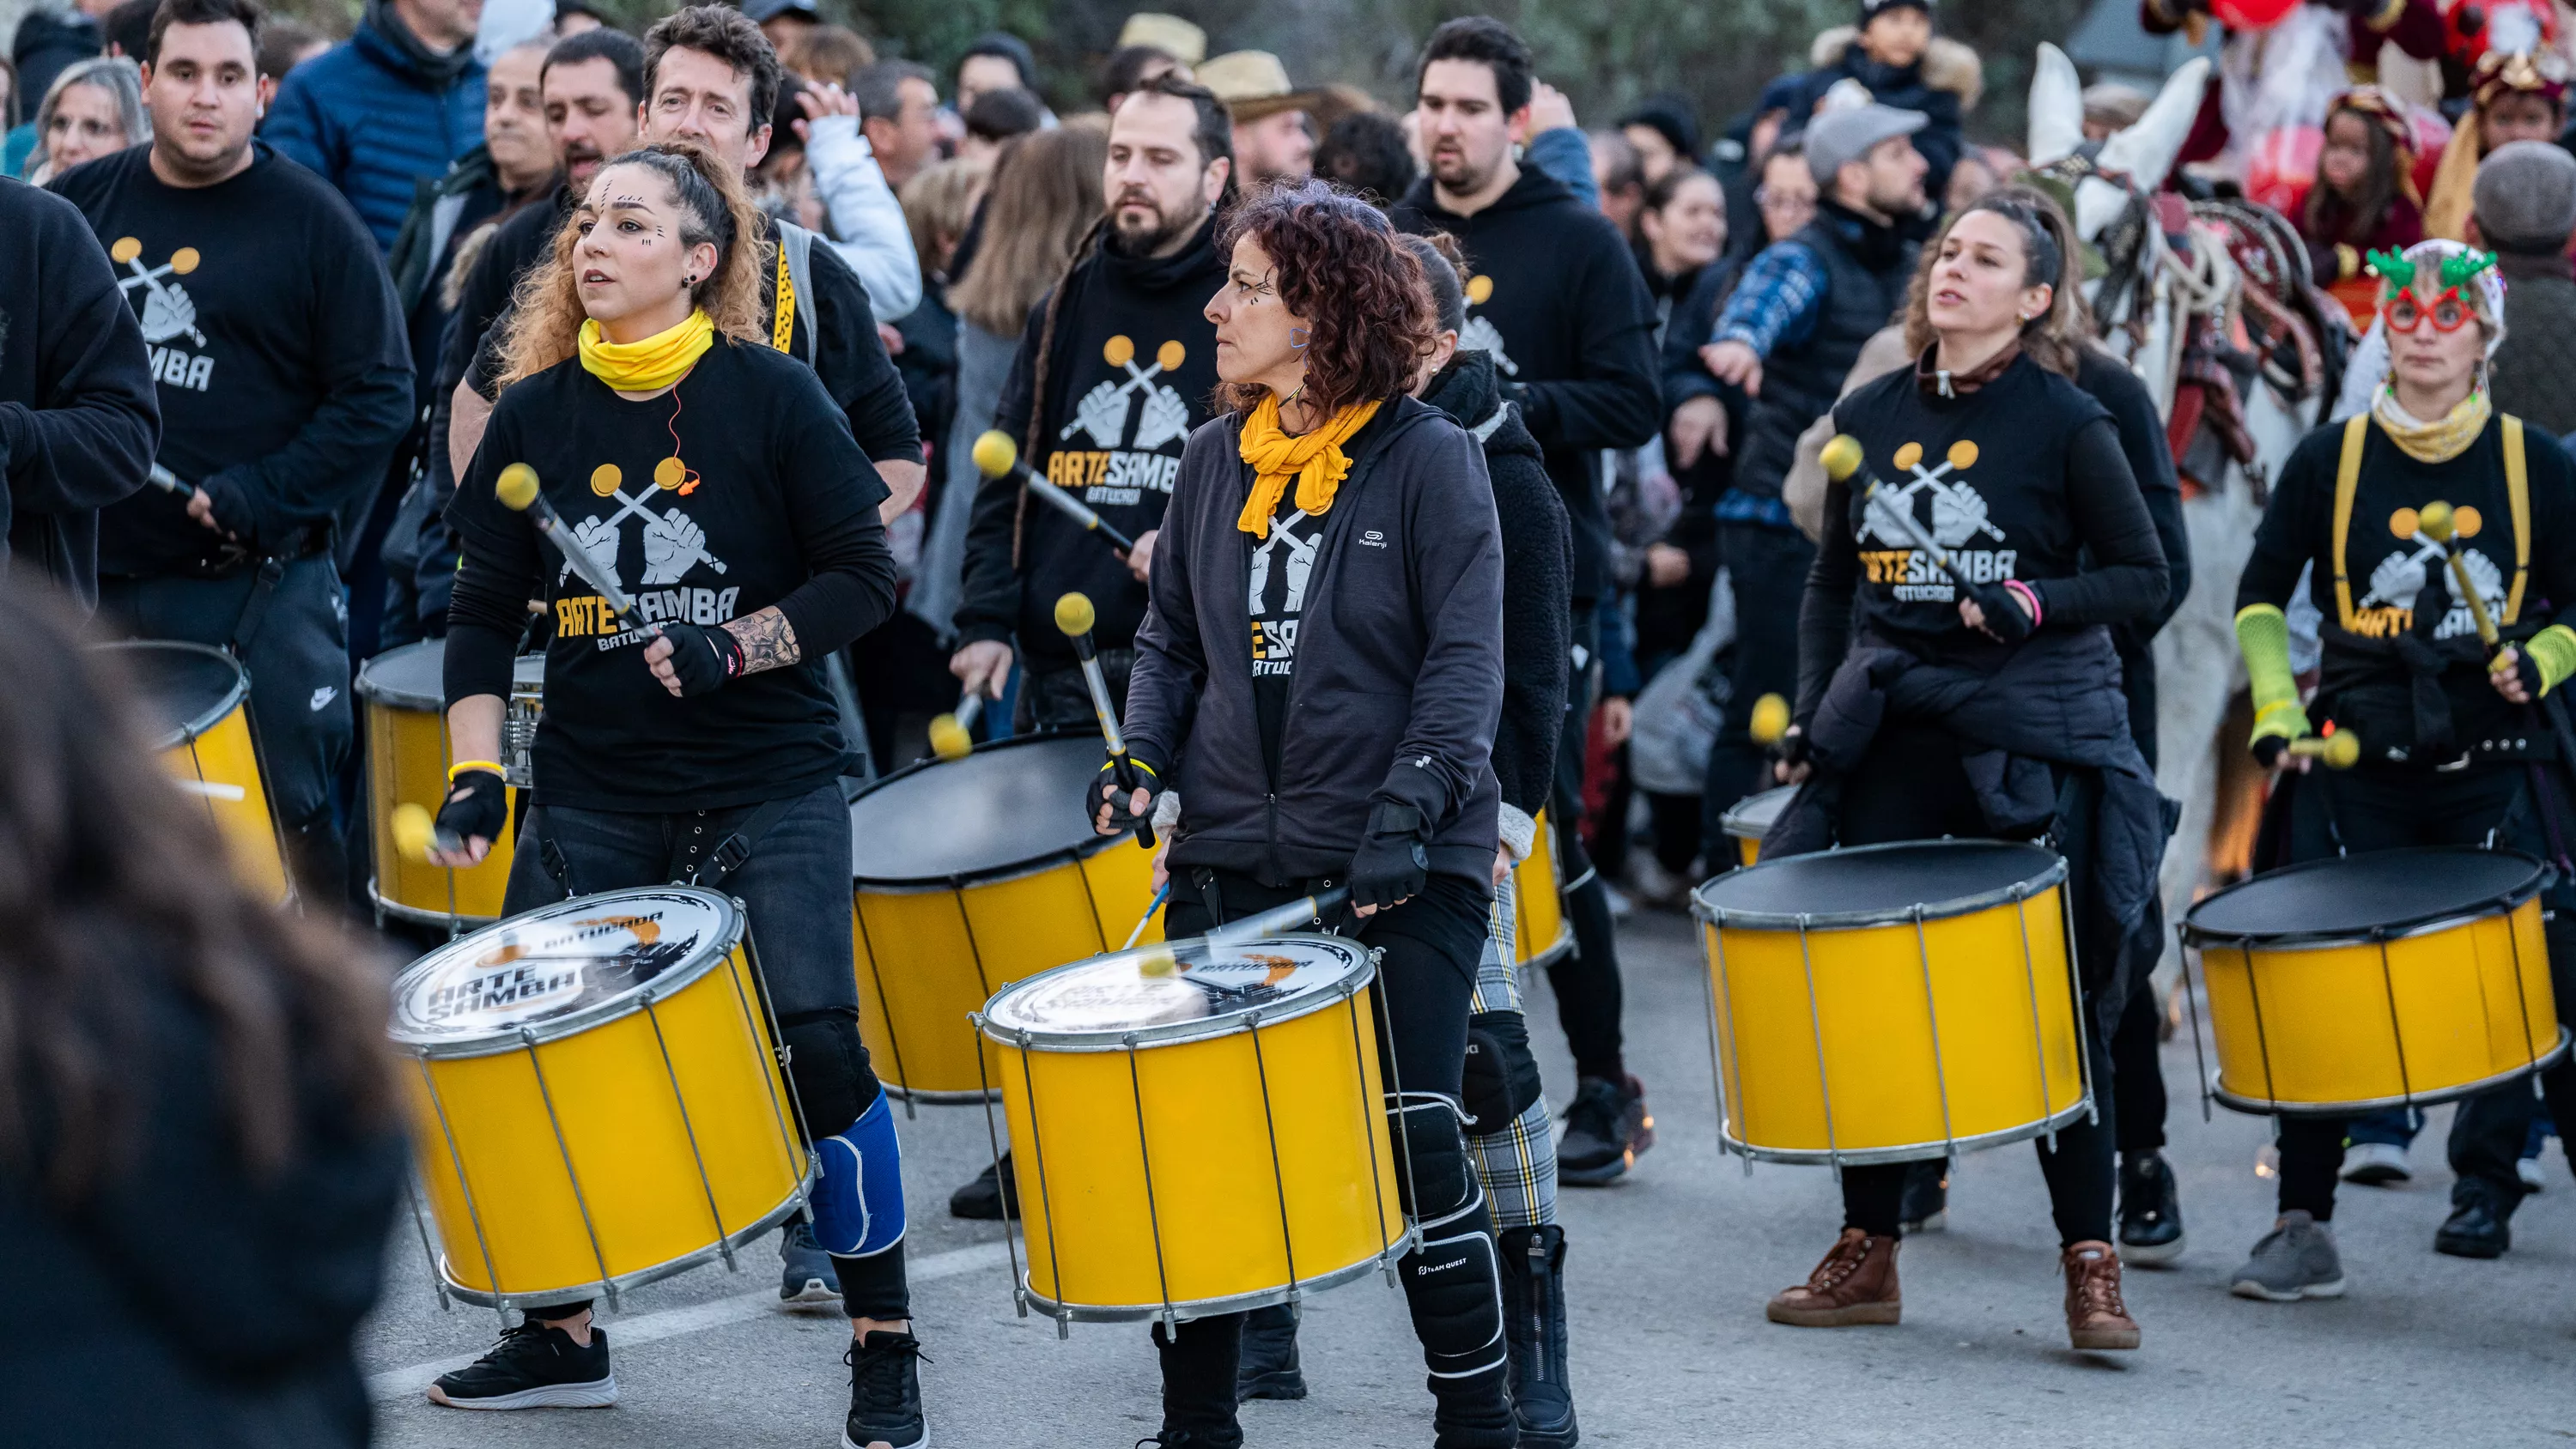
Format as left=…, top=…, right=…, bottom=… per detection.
left=1804, top=101, right=1928, bottom=186
left=742, top=0, right=819, bottom=24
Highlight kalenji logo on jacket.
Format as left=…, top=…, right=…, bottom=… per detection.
left=1361, top=530, right=1388, bottom=548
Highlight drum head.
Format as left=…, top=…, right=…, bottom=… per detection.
left=2184, top=847, right=2547, bottom=946
left=1693, top=839, right=2064, bottom=927
left=848, top=732, right=1119, bottom=883
left=99, top=640, right=246, bottom=749
left=389, top=888, right=743, bottom=1052
left=983, top=934, right=1372, bottom=1047
left=1722, top=784, right=1796, bottom=838
left=356, top=639, right=446, bottom=710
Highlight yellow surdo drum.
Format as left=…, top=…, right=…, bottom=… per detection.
left=1512, top=809, right=1573, bottom=967
left=391, top=888, right=809, bottom=1310
left=358, top=640, right=544, bottom=930
left=1692, top=840, right=2091, bottom=1163
left=2180, top=847, right=2568, bottom=1115
left=848, top=733, right=1159, bottom=1101
left=105, top=640, right=290, bottom=904
left=977, top=935, right=1409, bottom=1327
left=1720, top=785, right=1796, bottom=867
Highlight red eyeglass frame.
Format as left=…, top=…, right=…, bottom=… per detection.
left=2383, top=284, right=2478, bottom=334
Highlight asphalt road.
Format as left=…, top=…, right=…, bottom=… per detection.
left=362, top=907, right=2576, bottom=1448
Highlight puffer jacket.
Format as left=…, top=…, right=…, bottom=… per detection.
left=264, top=0, right=484, bottom=251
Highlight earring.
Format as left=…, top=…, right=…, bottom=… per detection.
left=684, top=275, right=696, bottom=285
left=1290, top=326, right=1309, bottom=349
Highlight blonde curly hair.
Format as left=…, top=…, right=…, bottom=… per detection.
left=496, top=141, right=770, bottom=388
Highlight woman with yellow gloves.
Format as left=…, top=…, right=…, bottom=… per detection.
left=2230, top=236, right=2576, bottom=1298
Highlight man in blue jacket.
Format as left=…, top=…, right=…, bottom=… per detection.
left=264, top=0, right=486, bottom=252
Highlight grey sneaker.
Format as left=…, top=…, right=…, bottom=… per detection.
left=2228, top=1211, right=2347, bottom=1302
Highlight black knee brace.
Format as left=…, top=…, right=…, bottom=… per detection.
left=1389, top=1097, right=1506, bottom=1383
left=1461, top=1011, right=1545, bottom=1139
left=1389, top=1094, right=1481, bottom=1229
left=778, top=1008, right=878, bottom=1141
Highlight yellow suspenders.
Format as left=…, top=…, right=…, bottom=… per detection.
left=772, top=246, right=797, bottom=353
left=2330, top=411, right=2529, bottom=629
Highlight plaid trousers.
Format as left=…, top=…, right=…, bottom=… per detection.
left=1466, top=871, right=1558, bottom=1229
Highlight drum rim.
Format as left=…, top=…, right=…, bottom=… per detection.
left=2178, top=846, right=2549, bottom=949
left=848, top=730, right=1139, bottom=887
left=387, top=886, right=748, bottom=1056
left=368, top=876, right=503, bottom=931
left=93, top=639, right=246, bottom=749
left=356, top=640, right=544, bottom=712
left=434, top=1175, right=812, bottom=1310
left=1018, top=1233, right=1415, bottom=1325
left=1688, top=838, right=2069, bottom=931
left=1719, top=1093, right=2096, bottom=1166
left=2207, top=1027, right=2573, bottom=1118
left=976, top=932, right=1376, bottom=1051
left=1718, top=784, right=1797, bottom=840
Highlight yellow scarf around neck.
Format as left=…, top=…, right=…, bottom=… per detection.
left=2372, top=384, right=2492, bottom=465
left=579, top=309, right=714, bottom=392
left=1236, top=395, right=1382, bottom=538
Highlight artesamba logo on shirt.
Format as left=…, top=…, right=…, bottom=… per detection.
left=1050, top=335, right=1191, bottom=505
left=2348, top=505, right=2506, bottom=640
left=1854, top=440, right=2020, bottom=601
left=109, top=236, right=216, bottom=392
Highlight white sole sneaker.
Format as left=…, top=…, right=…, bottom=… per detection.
left=781, top=1277, right=842, bottom=1305
left=2340, top=1142, right=2411, bottom=1185
left=428, top=1375, right=619, bottom=1410
left=2519, top=1159, right=2548, bottom=1193
left=841, top=1428, right=927, bottom=1448
left=2229, top=1275, right=2345, bottom=1302
left=2123, top=1232, right=2185, bottom=1266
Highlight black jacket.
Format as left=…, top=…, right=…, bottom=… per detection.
left=1128, top=397, right=1506, bottom=885
left=0, top=177, right=159, bottom=607
left=1422, top=349, right=1568, bottom=820
left=2078, top=348, right=2192, bottom=765
left=0, top=979, right=406, bottom=1448
left=12, top=12, right=102, bottom=122
left=1393, top=167, right=1660, bottom=604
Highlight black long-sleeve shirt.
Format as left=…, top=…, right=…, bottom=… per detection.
left=445, top=339, right=896, bottom=811
left=52, top=144, right=413, bottom=575
left=0, top=176, right=159, bottom=606
left=1798, top=353, right=2167, bottom=719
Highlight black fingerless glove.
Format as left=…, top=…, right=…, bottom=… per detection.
left=1086, top=760, right=1159, bottom=834
left=1971, top=582, right=2037, bottom=644
left=1770, top=724, right=1811, bottom=771
left=435, top=769, right=508, bottom=849
left=1350, top=801, right=1431, bottom=911
left=656, top=622, right=745, bottom=697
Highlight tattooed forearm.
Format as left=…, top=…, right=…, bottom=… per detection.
left=722, top=607, right=801, bottom=674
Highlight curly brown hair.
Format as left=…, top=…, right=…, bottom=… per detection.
left=1215, top=179, right=1437, bottom=416
left=496, top=142, right=770, bottom=388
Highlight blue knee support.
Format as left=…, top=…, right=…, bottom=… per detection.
left=810, top=1091, right=905, bottom=1257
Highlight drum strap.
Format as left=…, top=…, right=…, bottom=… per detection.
left=225, top=557, right=287, bottom=658
left=2333, top=411, right=2533, bottom=628
left=682, top=794, right=801, bottom=890
left=1190, top=866, right=1229, bottom=927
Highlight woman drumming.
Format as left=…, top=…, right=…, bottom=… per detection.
left=1094, top=181, right=1516, bottom=1449
left=423, top=142, right=925, bottom=1449
left=1763, top=191, right=2169, bottom=1349
left=2228, top=238, right=2576, bottom=1297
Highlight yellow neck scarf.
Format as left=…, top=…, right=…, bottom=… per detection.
left=1236, top=395, right=1382, bottom=538
left=579, top=309, right=714, bottom=392
left=2372, top=384, right=2492, bottom=465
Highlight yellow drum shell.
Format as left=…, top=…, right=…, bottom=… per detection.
left=358, top=641, right=540, bottom=928
left=104, top=641, right=291, bottom=905
left=981, top=937, right=1409, bottom=1322
left=1721, top=785, right=1797, bottom=868
left=848, top=735, right=1163, bottom=1102
left=1693, top=840, right=2090, bottom=1164
left=2183, top=849, right=2569, bottom=1115
left=1513, top=808, right=1572, bottom=967
left=393, top=889, right=809, bottom=1310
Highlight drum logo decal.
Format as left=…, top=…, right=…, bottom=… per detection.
left=400, top=908, right=703, bottom=1034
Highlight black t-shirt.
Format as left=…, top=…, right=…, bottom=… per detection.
left=1249, top=488, right=1330, bottom=778
left=52, top=142, right=414, bottom=574
left=444, top=338, right=896, bottom=811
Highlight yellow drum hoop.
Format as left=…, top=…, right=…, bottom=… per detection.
left=2179, top=848, right=2567, bottom=1117
left=391, top=888, right=812, bottom=1312
left=1690, top=839, right=2093, bottom=1167
left=360, top=644, right=543, bottom=928
left=1518, top=815, right=1574, bottom=969
left=972, top=935, right=1419, bottom=1328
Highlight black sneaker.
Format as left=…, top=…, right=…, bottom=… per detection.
left=949, top=1152, right=1018, bottom=1221
left=842, top=1329, right=927, bottom=1449
left=427, top=1319, right=617, bottom=1410
left=1899, top=1159, right=1948, bottom=1234
left=781, top=1220, right=843, bottom=1303
left=2117, top=1150, right=2186, bottom=1265
left=1559, top=1073, right=1655, bottom=1185
left=1234, top=1302, right=1306, bottom=1402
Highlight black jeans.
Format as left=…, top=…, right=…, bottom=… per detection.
left=100, top=554, right=354, bottom=906
left=2111, top=967, right=2168, bottom=1155
left=1151, top=869, right=1494, bottom=1434
left=1700, top=521, right=1814, bottom=853
left=1546, top=603, right=1627, bottom=1082
left=503, top=783, right=909, bottom=1320
left=1830, top=723, right=2118, bottom=1246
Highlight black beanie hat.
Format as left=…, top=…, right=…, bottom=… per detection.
left=1861, top=0, right=1934, bottom=23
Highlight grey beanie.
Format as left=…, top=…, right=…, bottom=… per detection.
left=2473, top=140, right=2576, bottom=254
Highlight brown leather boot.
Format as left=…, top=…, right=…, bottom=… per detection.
left=1766, top=1228, right=1900, bottom=1327
left=2062, top=1240, right=2141, bottom=1350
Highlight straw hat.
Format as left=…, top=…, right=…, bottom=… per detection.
left=1116, top=12, right=1206, bottom=65
left=1199, top=50, right=1321, bottom=122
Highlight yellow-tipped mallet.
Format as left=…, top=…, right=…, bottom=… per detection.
left=1748, top=692, right=1789, bottom=745
left=1058, top=591, right=1156, bottom=850
left=2415, top=500, right=2512, bottom=670
left=497, top=463, right=636, bottom=619
left=927, top=694, right=983, bottom=761
left=975, top=431, right=1139, bottom=555
left=1821, top=434, right=1977, bottom=592
left=1134, top=886, right=1352, bottom=978
left=2287, top=731, right=2361, bottom=769
left=391, top=802, right=437, bottom=861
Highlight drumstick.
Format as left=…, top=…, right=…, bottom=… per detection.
left=495, top=463, right=639, bottom=622
left=1134, top=885, right=1353, bottom=977
left=973, top=431, right=1139, bottom=556
left=1056, top=591, right=1157, bottom=851
left=1820, top=435, right=1978, bottom=594
left=1748, top=693, right=1789, bottom=745
left=1121, top=880, right=1171, bottom=950
left=927, top=693, right=982, bottom=761
left=2415, top=501, right=2514, bottom=675
left=2286, top=731, right=2360, bottom=769
left=147, top=464, right=192, bottom=497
